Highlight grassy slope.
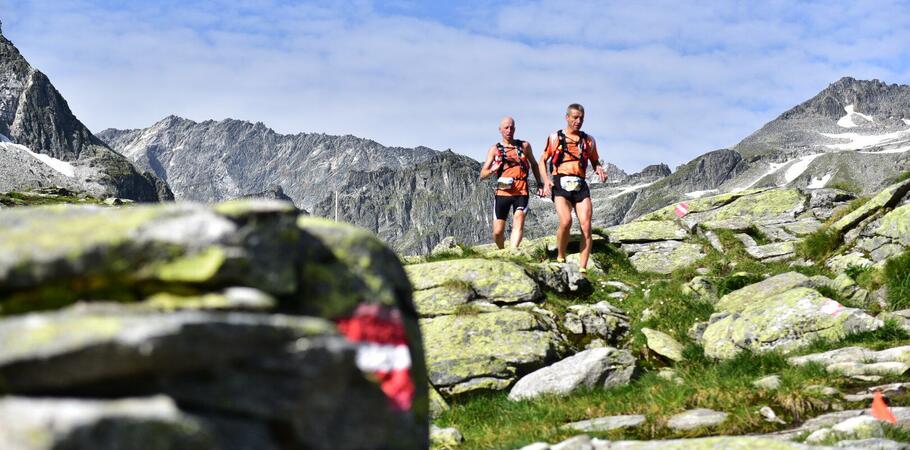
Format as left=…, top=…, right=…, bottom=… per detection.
left=430, top=229, right=910, bottom=449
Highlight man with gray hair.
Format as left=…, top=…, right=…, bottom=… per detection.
left=538, top=104, right=607, bottom=273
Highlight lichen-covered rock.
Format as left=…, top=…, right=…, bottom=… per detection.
left=832, top=178, right=910, bottom=233
left=507, top=347, right=635, bottom=401
left=642, top=328, right=685, bottom=362
left=562, top=301, right=630, bottom=346
left=421, top=309, right=564, bottom=397
left=628, top=242, right=705, bottom=274
left=407, top=258, right=541, bottom=305
left=875, top=204, right=910, bottom=246
left=0, top=396, right=212, bottom=450
left=605, top=220, right=688, bottom=243
left=709, top=189, right=806, bottom=222
left=429, top=386, right=449, bottom=419
left=0, top=202, right=430, bottom=449
left=550, top=436, right=824, bottom=449
left=430, top=236, right=463, bottom=257
left=682, top=276, right=715, bottom=299
left=744, top=241, right=796, bottom=261
left=430, top=424, right=464, bottom=447
left=716, top=272, right=811, bottom=313
left=0, top=305, right=336, bottom=392
left=702, top=287, right=882, bottom=359
left=826, top=252, right=874, bottom=272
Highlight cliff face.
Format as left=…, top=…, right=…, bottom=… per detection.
left=0, top=29, right=171, bottom=201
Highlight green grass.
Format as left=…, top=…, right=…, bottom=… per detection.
left=0, top=190, right=102, bottom=207
left=884, top=250, right=910, bottom=310
left=423, top=245, right=481, bottom=263
left=795, top=228, right=842, bottom=262
left=827, top=180, right=862, bottom=194
left=889, top=170, right=910, bottom=184
left=825, top=196, right=870, bottom=225
left=436, top=350, right=848, bottom=450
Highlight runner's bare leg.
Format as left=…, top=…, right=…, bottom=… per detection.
left=575, top=197, right=594, bottom=269
left=510, top=210, right=526, bottom=249
left=493, top=219, right=506, bottom=249
left=554, top=196, right=573, bottom=260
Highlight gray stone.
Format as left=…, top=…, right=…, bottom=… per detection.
left=531, top=262, right=589, bottom=294
left=759, top=406, right=786, bottom=424
left=430, top=424, right=464, bottom=447
left=508, top=347, right=635, bottom=401
left=551, top=434, right=594, bottom=450
left=834, top=438, right=910, bottom=449
left=0, top=396, right=211, bottom=450
left=560, top=415, right=646, bottom=432
left=827, top=252, right=874, bottom=273
left=421, top=309, right=564, bottom=397
left=753, top=375, right=782, bottom=390
left=642, top=328, right=685, bottom=361
left=716, top=272, right=811, bottom=313
left=430, top=236, right=463, bottom=257
left=745, top=241, right=796, bottom=260
left=563, top=302, right=631, bottom=345
left=0, top=305, right=337, bottom=392
left=831, top=415, right=884, bottom=439
left=665, top=408, right=728, bottom=431
left=703, top=287, right=882, bottom=359
left=628, top=242, right=705, bottom=274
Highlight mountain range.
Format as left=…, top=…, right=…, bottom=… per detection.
left=2, top=19, right=909, bottom=254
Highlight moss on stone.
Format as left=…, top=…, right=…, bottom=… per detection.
left=152, top=247, right=227, bottom=283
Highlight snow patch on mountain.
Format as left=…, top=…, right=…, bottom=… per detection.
left=836, top=104, right=874, bottom=128
left=1, top=141, right=75, bottom=177
left=819, top=129, right=910, bottom=151
left=903, top=119, right=910, bottom=126
left=685, top=189, right=719, bottom=199
left=807, top=172, right=833, bottom=189
left=608, top=182, right=655, bottom=199
left=784, top=154, right=822, bottom=183
left=0, top=133, right=9, bottom=143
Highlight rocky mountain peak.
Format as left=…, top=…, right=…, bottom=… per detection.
left=781, top=77, right=910, bottom=121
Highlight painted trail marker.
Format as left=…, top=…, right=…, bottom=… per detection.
left=674, top=202, right=690, bottom=218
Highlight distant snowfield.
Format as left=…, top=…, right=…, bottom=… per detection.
left=904, top=119, right=910, bottom=126
left=819, top=128, right=910, bottom=153
left=608, top=182, right=655, bottom=199
left=0, top=141, right=76, bottom=177
left=684, top=189, right=718, bottom=198
left=807, top=172, right=833, bottom=189
left=836, top=104, right=874, bottom=128
left=0, top=133, right=10, bottom=143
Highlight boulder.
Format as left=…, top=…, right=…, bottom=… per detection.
left=529, top=262, right=589, bottom=294
left=430, top=236, right=463, bottom=257
left=628, top=242, right=705, bottom=274
left=407, top=258, right=541, bottom=306
left=563, top=301, right=630, bottom=346
left=0, top=305, right=337, bottom=392
left=709, top=189, right=807, bottom=222
left=508, top=347, right=635, bottom=401
left=605, top=220, right=688, bottom=243
left=0, top=396, right=211, bottom=450
left=874, top=204, right=910, bottom=246
left=560, top=415, right=646, bottom=432
left=832, top=178, right=910, bottom=233
left=642, top=328, right=685, bottom=362
left=421, top=309, right=564, bottom=397
left=716, top=272, right=811, bottom=313
left=665, top=408, right=728, bottom=431
left=702, top=287, right=882, bottom=359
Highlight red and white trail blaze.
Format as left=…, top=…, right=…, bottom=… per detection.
left=675, top=202, right=690, bottom=218
left=336, top=303, right=415, bottom=411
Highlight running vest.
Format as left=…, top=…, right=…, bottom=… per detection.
left=495, top=140, right=529, bottom=181
left=549, top=130, right=588, bottom=175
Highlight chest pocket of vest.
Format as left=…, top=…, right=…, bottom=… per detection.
left=497, top=177, right=515, bottom=189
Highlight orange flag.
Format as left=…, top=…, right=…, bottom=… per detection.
left=871, top=391, right=897, bottom=424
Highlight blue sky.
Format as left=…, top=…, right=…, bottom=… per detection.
left=2, top=0, right=909, bottom=171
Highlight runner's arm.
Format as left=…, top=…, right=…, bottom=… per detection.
left=588, top=136, right=607, bottom=183
left=479, top=145, right=502, bottom=180
left=522, top=141, right=544, bottom=196
left=538, top=136, right=553, bottom=188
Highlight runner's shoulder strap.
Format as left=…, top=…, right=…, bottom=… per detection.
left=495, top=140, right=527, bottom=178
left=553, top=130, right=588, bottom=171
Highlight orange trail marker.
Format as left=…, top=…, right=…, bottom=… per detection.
left=871, top=391, right=897, bottom=424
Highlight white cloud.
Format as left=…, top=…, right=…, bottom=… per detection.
left=1, top=0, right=908, bottom=172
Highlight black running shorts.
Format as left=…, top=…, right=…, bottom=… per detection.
left=493, top=195, right=530, bottom=221
left=551, top=175, right=591, bottom=205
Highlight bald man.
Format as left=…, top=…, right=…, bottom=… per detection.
left=480, top=116, right=544, bottom=249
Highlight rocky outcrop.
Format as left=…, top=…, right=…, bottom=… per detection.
left=507, top=347, right=635, bottom=401
left=0, top=31, right=171, bottom=201
left=0, top=200, right=428, bottom=449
